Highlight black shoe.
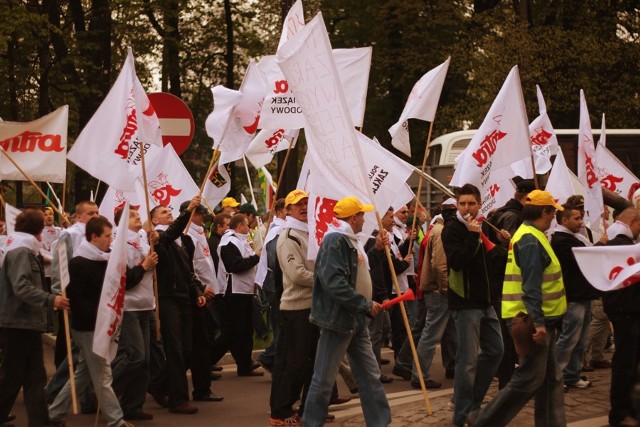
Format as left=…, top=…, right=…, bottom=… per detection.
left=445, top=368, right=455, bottom=379
left=380, top=374, right=394, bottom=383
left=238, top=370, right=264, bottom=377
left=210, top=372, right=222, bottom=380
left=257, top=359, right=273, bottom=374
left=249, top=361, right=261, bottom=371
left=124, top=411, right=154, bottom=420
left=193, top=393, right=224, bottom=402
left=349, top=387, right=359, bottom=394
left=380, top=358, right=390, bottom=365
left=211, top=365, right=223, bottom=372
left=411, top=379, right=442, bottom=389
left=392, top=365, right=412, bottom=380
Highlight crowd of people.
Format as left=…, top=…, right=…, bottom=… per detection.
left=0, top=180, right=639, bottom=427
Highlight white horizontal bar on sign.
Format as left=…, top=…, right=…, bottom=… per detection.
left=158, top=118, right=192, bottom=136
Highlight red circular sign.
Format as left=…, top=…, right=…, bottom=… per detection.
left=148, top=92, right=195, bottom=155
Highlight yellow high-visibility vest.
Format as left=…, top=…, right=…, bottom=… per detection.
left=502, top=223, right=566, bottom=319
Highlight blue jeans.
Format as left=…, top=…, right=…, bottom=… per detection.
left=112, top=310, right=151, bottom=415
left=412, top=292, right=456, bottom=382
left=49, top=330, right=125, bottom=427
left=470, top=324, right=566, bottom=427
left=556, top=301, right=591, bottom=385
left=302, top=318, right=391, bottom=427
left=451, top=307, right=503, bottom=426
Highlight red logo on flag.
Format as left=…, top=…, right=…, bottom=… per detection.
left=584, top=154, right=599, bottom=188
left=600, top=174, right=623, bottom=192
left=107, top=274, right=127, bottom=336
left=149, top=172, right=182, bottom=206
left=274, top=80, right=289, bottom=94
left=314, top=197, right=340, bottom=245
left=1, top=131, right=65, bottom=153
left=530, top=128, right=553, bottom=146
left=608, top=256, right=640, bottom=288
left=114, top=101, right=138, bottom=160
left=472, top=130, right=507, bottom=168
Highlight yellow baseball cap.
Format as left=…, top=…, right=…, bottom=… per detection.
left=285, top=189, right=309, bottom=207
left=525, top=190, right=564, bottom=211
left=221, top=197, right=240, bottom=208
left=333, top=196, right=374, bottom=218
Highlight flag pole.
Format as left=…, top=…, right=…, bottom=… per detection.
left=0, top=148, right=68, bottom=222
left=407, top=120, right=436, bottom=252
left=350, top=137, right=433, bottom=416
left=139, top=143, right=162, bottom=341
left=185, top=148, right=220, bottom=232
left=61, top=179, right=67, bottom=225
left=242, top=155, right=258, bottom=208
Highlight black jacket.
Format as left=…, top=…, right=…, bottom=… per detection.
left=67, top=257, right=145, bottom=331
left=603, top=234, right=640, bottom=315
left=550, top=231, right=599, bottom=302
left=365, top=230, right=411, bottom=303
left=442, top=215, right=493, bottom=310
left=155, top=210, right=203, bottom=300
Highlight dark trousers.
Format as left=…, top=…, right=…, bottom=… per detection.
left=258, top=290, right=282, bottom=367
left=496, top=317, right=517, bottom=389
left=147, top=315, right=166, bottom=396
left=270, top=309, right=319, bottom=419
left=0, top=328, right=49, bottom=427
left=190, top=305, right=213, bottom=398
left=209, top=294, right=254, bottom=372
left=159, top=297, right=193, bottom=408
left=54, top=310, right=67, bottom=368
left=609, top=313, right=640, bottom=425
left=389, top=301, right=408, bottom=359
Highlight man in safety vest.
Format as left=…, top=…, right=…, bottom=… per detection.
left=468, top=190, right=567, bottom=427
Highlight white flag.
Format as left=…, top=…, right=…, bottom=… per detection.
left=202, top=154, right=232, bottom=209
left=99, top=186, right=144, bottom=226
left=204, top=85, right=243, bottom=148
left=68, top=49, right=162, bottom=191
left=389, top=58, right=450, bottom=157
left=93, top=203, right=129, bottom=362
left=546, top=150, right=584, bottom=206
left=595, top=114, right=639, bottom=198
left=450, top=66, right=532, bottom=217
left=577, top=90, right=604, bottom=233
left=259, top=47, right=373, bottom=129
left=0, top=106, right=68, bottom=183
left=4, top=203, right=21, bottom=235
left=245, top=128, right=299, bottom=169
left=573, top=244, right=640, bottom=292
left=278, top=0, right=305, bottom=48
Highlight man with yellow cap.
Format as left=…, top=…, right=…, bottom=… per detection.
left=302, top=196, right=391, bottom=427
left=220, top=197, right=240, bottom=214
left=468, top=190, right=567, bottom=426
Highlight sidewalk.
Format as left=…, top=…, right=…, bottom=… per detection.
left=337, top=362, right=612, bottom=427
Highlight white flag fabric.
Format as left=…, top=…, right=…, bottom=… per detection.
left=93, top=203, right=129, bottom=362
left=5, top=203, right=21, bottom=235
left=217, top=62, right=266, bottom=166
left=546, top=150, right=584, bottom=206
left=0, top=106, right=68, bottom=183
left=573, top=244, right=640, bottom=292
left=99, top=186, right=144, bottom=226
left=245, top=128, right=299, bottom=169
left=577, top=90, right=604, bottom=233
left=202, top=155, right=232, bottom=209
left=450, top=66, right=532, bottom=217
left=389, top=58, right=450, bottom=157
left=595, top=115, right=639, bottom=198
left=68, top=49, right=162, bottom=191
left=278, top=0, right=305, bottom=49
left=259, top=47, right=372, bottom=129
left=204, top=85, right=243, bottom=148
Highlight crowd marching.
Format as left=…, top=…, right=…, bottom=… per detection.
left=0, top=179, right=639, bottom=427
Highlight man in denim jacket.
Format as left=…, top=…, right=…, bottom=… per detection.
left=302, top=197, right=391, bottom=427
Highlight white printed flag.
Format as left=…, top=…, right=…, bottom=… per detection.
left=577, top=90, right=604, bottom=233
left=204, top=85, right=243, bottom=148
left=389, top=58, right=450, bottom=157
left=546, top=150, right=584, bottom=206
left=93, top=203, right=129, bottom=362
left=68, top=49, right=163, bottom=191
left=99, top=186, right=144, bottom=226
left=245, top=128, right=299, bottom=169
left=202, top=153, right=232, bottom=209
left=595, top=114, right=639, bottom=198
left=5, top=203, right=21, bottom=235
left=450, top=66, right=532, bottom=217
left=278, top=0, right=305, bottom=49
left=0, top=106, right=68, bottom=183
left=573, top=244, right=640, bottom=292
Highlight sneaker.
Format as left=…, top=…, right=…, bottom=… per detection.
left=447, top=401, right=455, bottom=411
left=568, top=379, right=592, bottom=389
left=269, top=414, right=301, bottom=426
left=380, top=374, right=394, bottom=383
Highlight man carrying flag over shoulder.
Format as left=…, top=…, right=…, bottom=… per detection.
left=469, top=190, right=567, bottom=427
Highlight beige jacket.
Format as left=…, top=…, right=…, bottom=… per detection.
left=277, top=228, right=316, bottom=310
left=419, top=223, right=448, bottom=292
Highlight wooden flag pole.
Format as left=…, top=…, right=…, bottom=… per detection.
left=0, top=148, right=68, bottom=222
left=61, top=301, right=79, bottom=414
left=407, top=121, right=435, bottom=251
left=261, top=133, right=298, bottom=235
left=139, top=143, right=162, bottom=341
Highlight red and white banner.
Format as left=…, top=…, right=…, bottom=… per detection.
left=595, top=115, right=639, bottom=198
left=0, top=106, right=68, bottom=183
left=278, top=0, right=305, bottom=49
left=573, top=244, right=640, bottom=292
left=93, top=203, right=130, bottom=362
left=259, top=47, right=372, bottom=129
left=450, top=66, right=532, bottom=217
left=245, top=128, right=299, bottom=169
left=577, top=90, right=604, bottom=233
left=389, top=58, right=450, bottom=157
left=99, top=186, right=144, bottom=226
left=68, top=48, right=163, bottom=191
